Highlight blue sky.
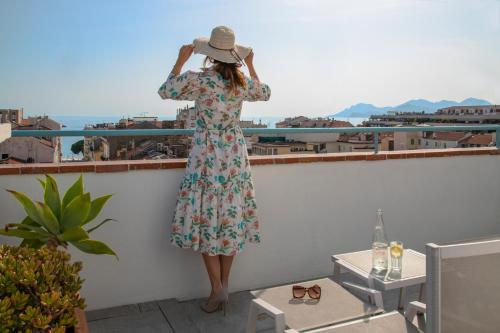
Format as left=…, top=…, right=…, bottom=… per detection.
left=1, top=0, right=499, bottom=118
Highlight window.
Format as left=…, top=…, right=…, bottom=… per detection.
left=1, top=153, right=8, bottom=159
left=273, top=148, right=278, bottom=155
left=410, top=139, right=415, bottom=145
left=434, top=142, right=438, bottom=147
left=443, top=143, right=447, bottom=148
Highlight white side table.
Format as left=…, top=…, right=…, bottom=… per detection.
left=332, top=249, right=426, bottom=310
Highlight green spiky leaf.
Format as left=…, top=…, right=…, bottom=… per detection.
left=0, top=228, right=49, bottom=240
left=20, top=215, right=40, bottom=227
left=44, top=175, right=61, bottom=220
left=70, top=239, right=118, bottom=259
left=11, top=223, right=52, bottom=237
left=36, top=178, right=46, bottom=190
left=61, top=193, right=91, bottom=231
left=83, top=194, right=112, bottom=225
left=35, top=202, right=60, bottom=234
left=7, top=190, right=42, bottom=225
left=86, top=219, right=117, bottom=233
left=58, top=227, right=89, bottom=242
left=62, top=174, right=83, bottom=209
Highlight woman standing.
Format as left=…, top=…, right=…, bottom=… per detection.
left=158, top=26, right=271, bottom=314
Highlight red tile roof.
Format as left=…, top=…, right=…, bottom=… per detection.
left=0, top=156, right=25, bottom=164
left=459, top=134, right=494, bottom=146
left=431, top=132, right=466, bottom=141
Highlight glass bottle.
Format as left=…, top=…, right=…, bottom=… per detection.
left=372, top=209, right=388, bottom=272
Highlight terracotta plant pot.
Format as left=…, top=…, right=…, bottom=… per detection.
left=73, top=308, right=89, bottom=333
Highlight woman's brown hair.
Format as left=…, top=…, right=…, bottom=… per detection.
left=203, top=57, right=246, bottom=95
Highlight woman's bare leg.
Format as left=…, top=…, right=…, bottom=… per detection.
left=220, top=255, right=235, bottom=289
left=202, top=254, right=223, bottom=297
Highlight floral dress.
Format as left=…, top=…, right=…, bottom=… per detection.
left=158, top=67, right=271, bottom=256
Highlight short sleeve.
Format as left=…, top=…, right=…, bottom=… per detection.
left=158, top=70, right=201, bottom=101
left=243, top=77, right=271, bottom=102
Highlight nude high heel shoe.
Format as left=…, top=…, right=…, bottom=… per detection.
left=200, top=289, right=226, bottom=314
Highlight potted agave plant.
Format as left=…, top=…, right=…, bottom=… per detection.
left=0, top=174, right=117, bottom=332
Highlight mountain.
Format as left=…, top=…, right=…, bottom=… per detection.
left=332, top=98, right=492, bottom=118
left=333, top=103, right=392, bottom=118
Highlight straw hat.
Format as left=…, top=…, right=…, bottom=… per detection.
left=193, top=26, right=251, bottom=65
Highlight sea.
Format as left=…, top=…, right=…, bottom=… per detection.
left=52, top=115, right=366, bottom=160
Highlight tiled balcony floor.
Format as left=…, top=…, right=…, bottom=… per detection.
left=86, top=274, right=422, bottom=333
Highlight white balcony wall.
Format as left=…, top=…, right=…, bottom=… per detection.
left=1, top=154, right=500, bottom=310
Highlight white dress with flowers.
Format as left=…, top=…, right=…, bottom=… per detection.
left=158, top=67, right=271, bottom=256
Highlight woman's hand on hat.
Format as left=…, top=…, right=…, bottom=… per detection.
left=244, top=50, right=254, bottom=67
left=176, top=44, right=194, bottom=65
left=244, top=51, right=259, bottom=81
left=171, top=44, right=194, bottom=76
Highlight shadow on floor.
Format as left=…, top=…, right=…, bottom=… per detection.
left=86, top=274, right=421, bottom=333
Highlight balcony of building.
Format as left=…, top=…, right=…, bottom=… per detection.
left=1, top=126, right=500, bottom=332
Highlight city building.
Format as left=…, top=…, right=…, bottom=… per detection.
left=251, top=137, right=319, bottom=155
left=332, top=133, right=376, bottom=152
left=421, top=132, right=466, bottom=149
left=458, top=133, right=495, bottom=148
left=367, top=105, right=500, bottom=126
left=393, top=130, right=422, bottom=151
left=437, top=105, right=500, bottom=116
left=0, top=137, right=60, bottom=163
left=0, top=110, right=61, bottom=163
left=84, top=117, right=190, bottom=161
left=379, top=133, right=394, bottom=151
left=0, top=108, right=23, bottom=124
left=176, top=105, right=197, bottom=129
left=239, top=119, right=267, bottom=129
left=270, top=117, right=354, bottom=153
left=276, top=116, right=351, bottom=129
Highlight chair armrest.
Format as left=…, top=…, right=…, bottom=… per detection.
left=405, top=301, right=426, bottom=322
left=342, top=281, right=384, bottom=308
left=252, top=298, right=284, bottom=317
left=247, top=298, right=286, bottom=333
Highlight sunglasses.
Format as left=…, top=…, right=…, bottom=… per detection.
left=292, top=284, right=321, bottom=299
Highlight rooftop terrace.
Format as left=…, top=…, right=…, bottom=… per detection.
left=1, top=126, right=500, bottom=332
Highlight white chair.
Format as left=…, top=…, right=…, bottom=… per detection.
left=422, top=236, right=500, bottom=333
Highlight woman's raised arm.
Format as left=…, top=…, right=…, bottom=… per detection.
left=243, top=51, right=271, bottom=102
left=244, top=50, right=259, bottom=81
left=158, top=44, right=200, bottom=101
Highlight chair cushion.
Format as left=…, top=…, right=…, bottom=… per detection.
left=251, top=277, right=383, bottom=331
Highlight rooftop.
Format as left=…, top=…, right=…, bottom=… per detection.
left=459, top=133, right=494, bottom=146
left=425, top=131, right=466, bottom=141
left=1, top=127, right=500, bottom=332
left=85, top=274, right=419, bottom=333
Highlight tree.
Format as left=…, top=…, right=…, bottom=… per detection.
left=71, top=140, right=84, bottom=155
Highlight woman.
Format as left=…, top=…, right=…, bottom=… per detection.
left=158, top=26, right=271, bottom=315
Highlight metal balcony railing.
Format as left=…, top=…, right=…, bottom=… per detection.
left=11, top=125, right=500, bottom=153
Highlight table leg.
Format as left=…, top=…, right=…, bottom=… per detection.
left=418, top=283, right=426, bottom=302
left=417, top=283, right=426, bottom=316
left=398, top=287, right=407, bottom=311
left=367, top=277, right=375, bottom=304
